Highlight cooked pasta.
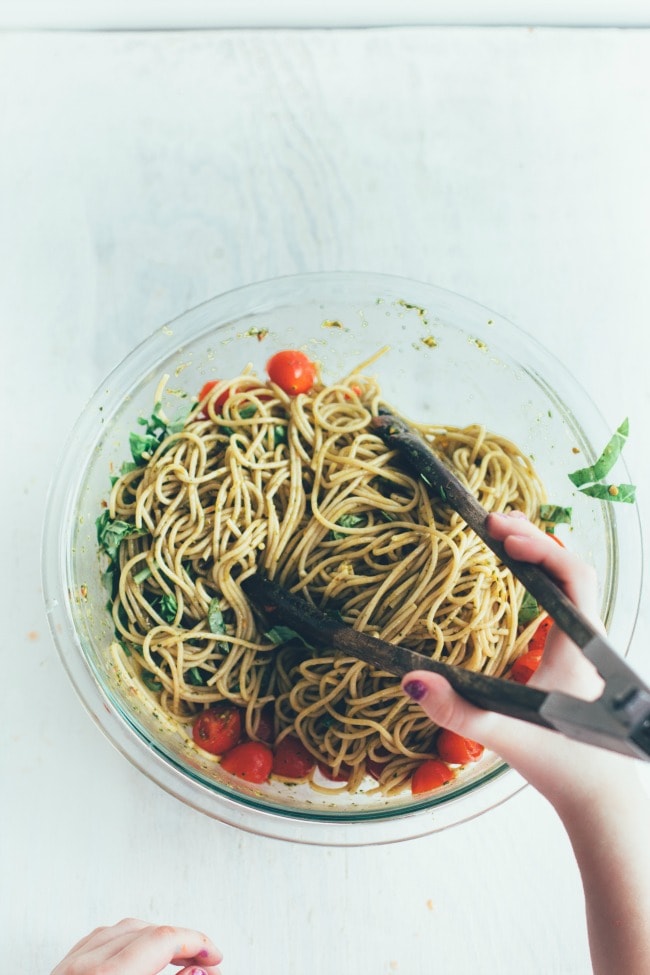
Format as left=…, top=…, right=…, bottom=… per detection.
left=102, top=362, right=547, bottom=794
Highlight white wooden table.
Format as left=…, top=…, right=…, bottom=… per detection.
left=2, top=26, right=649, bottom=975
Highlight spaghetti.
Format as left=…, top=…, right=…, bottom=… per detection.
left=103, top=362, right=547, bottom=794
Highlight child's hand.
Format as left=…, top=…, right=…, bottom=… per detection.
left=402, top=511, right=636, bottom=810
left=51, top=918, right=222, bottom=975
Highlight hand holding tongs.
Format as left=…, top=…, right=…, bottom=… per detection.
left=242, top=409, right=650, bottom=761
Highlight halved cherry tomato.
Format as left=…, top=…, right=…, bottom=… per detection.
left=510, top=650, right=542, bottom=684
left=220, top=741, right=274, bottom=783
left=267, top=350, right=317, bottom=396
left=192, top=704, right=242, bottom=755
left=411, top=759, right=454, bottom=795
left=252, top=703, right=275, bottom=743
left=436, top=729, right=485, bottom=765
left=318, top=761, right=353, bottom=782
left=365, top=758, right=388, bottom=781
left=272, top=735, right=316, bottom=779
left=528, top=616, right=553, bottom=656
left=198, top=380, right=230, bottom=417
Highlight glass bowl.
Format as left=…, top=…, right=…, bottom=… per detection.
left=42, top=271, right=642, bottom=845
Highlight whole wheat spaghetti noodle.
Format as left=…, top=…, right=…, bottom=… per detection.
left=102, top=364, right=547, bottom=795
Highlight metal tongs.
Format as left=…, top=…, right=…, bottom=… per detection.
left=242, top=410, right=650, bottom=760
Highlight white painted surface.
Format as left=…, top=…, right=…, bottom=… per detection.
left=1, top=26, right=649, bottom=974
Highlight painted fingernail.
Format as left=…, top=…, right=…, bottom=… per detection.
left=190, top=968, right=207, bottom=975
left=197, top=950, right=209, bottom=959
left=403, top=679, right=427, bottom=701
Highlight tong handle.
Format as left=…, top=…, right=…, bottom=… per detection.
left=241, top=574, right=553, bottom=728
left=372, top=410, right=600, bottom=650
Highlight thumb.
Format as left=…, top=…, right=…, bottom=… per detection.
left=402, top=672, right=501, bottom=743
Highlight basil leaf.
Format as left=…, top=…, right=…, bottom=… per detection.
left=274, top=424, right=287, bottom=445
left=153, top=592, right=178, bottom=623
left=133, top=565, right=152, bottom=584
left=129, top=430, right=161, bottom=464
left=96, top=512, right=146, bottom=561
left=518, top=590, right=540, bottom=624
left=577, top=482, right=636, bottom=503
left=207, top=598, right=226, bottom=635
left=264, top=626, right=316, bottom=650
left=330, top=513, right=366, bottom=540
left=142, top=670, right=163, bottom=691
left=238, top=405, right=258, bottom=419
left=186, top=666, right=206, bottom=686
left=379, top=511, right=397, bottom=522
left=568, top=419, right=630, bottom=487
left=539, top=504, right=572, bottom=525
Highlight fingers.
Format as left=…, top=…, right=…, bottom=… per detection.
left=51, top=919, right=223, bottom=975
left=486, top=512, right=601, bottom=622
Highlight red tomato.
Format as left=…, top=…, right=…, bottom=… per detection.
left=437, top=729, right=485, bottom=765
left=221, top=741, right=274, bottom=783
left=365, top=758, right=387, bottom=781
left=198, top=380, right=230, bottom=417
left=411, top=759, right=454, bottom=795
left=266, top=350, right=317, bottom=396
left=252, top=704, right=275, bottom=743
left=510, top=650, right=542, bottom=684
left=528, top=616, right=553, bottom=656
left=318, top=761, right=352, bottom=782
left=192, top=704, right=242, bottom=755
left=272, top=735, right=316, bottom=779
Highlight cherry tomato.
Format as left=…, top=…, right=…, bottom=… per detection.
left=528, top=616, right=553, bottom=656
left=436, top=729, right=484, bottom=765
left=510, top=650, right=543, bottom=684
left=411, top=759, right=454, bottom=795
left=198, top=380, right=230, bottom=417
left=220, top=741, right=274, bottom=783
left=192, top=704, right=242, bottom=755
left=252, top=704, right=275, bottom=743
left=365, top=758, right=387, bottom=781
left=272, top=735, right=316, bottom=779
left=318, top=761, right=353, bottom=782
left=266, top=350, right=317, bottom=396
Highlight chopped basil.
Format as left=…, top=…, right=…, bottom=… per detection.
left=330, top=513, right=366, bottom=540
left=273, top=424, right=287, bottom=445
left=129, top=430, right=161, bottom=464
left=575, top=482, right=636, bottom=503
left=207, top=598, right=226, bottom=635
left=96, top=511, right=146, bottom=561
left=569, top=419, right=629, bottom=486
left=539, top=504, right=573, bottom=525
left=152, top=592, right=178, bottom=623
left=379, top=511, right=397, bottom=522
left=518, top=590, right=540, bottom=624
left=186, top=666, right=206, bottom=686
left=142, top=670, right=163, bottom=691
left=238, top=404, right=258, bottom=419
left=264, top=626, right=316, bottom=650
left=133, top=564, right=152, bottom=584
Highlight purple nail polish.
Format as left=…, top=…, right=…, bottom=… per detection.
left=403, top=679, right=427, bottom=701
left=190, top=968, right=207, bottom=975
left=197, top=950, right=209, bottom=959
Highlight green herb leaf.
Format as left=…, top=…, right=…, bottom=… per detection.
left=264, top=626, right=316, bottom=650
left=129, top=430, right=161, bottom=464
left=330, top=513, right=366, bottom=540
left=186, top=666, right=206, bottom=686
left=576, top=482, right=636, bottom=503
left=379, top=511, right=397, bottom=522
left=518, top=590, right=540, bottom=625
left=96, top=511, right=146, bottom=561
left=207, top=598, right=226, bottom=635
left=568, top=419, right=630, bottom=487
left=133, top=564, right=152, bottom=584
left=142, top=670, right=163, bottom=691
left=238, top=404, right=258, bottom=419
left=153, top=592, right=178, bottom=623
left=273, top=424, right=287, bottom=445
left=539, top=504, right=573, bottom=525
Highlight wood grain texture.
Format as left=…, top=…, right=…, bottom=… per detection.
left=1, top=27, right=650, bottom=975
